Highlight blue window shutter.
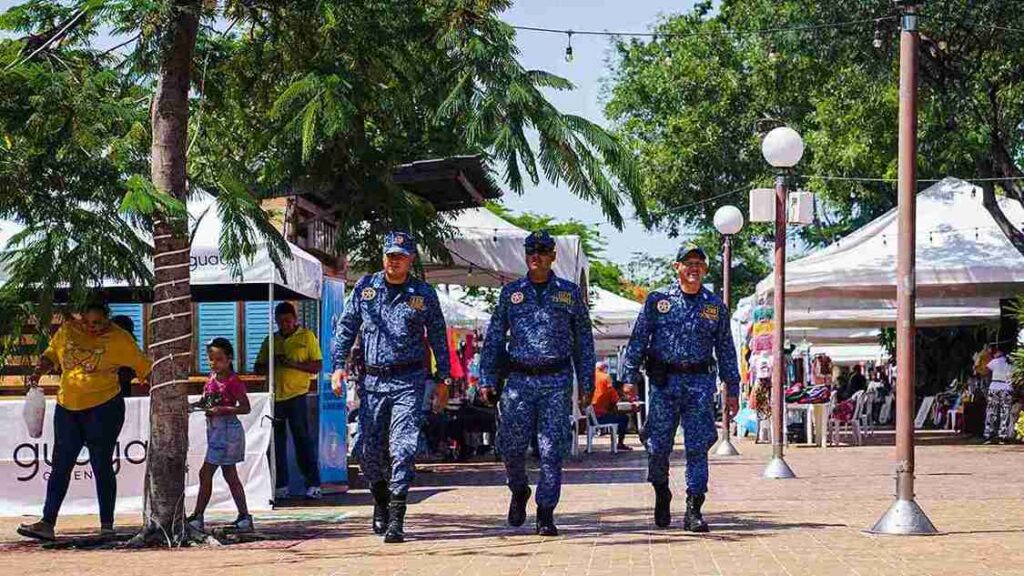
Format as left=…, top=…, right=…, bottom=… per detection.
left=109, top=304, right=144, bottom=343
left=244, top=301, right=277, bottom=373
left=197, top=302, right=238, bottom=373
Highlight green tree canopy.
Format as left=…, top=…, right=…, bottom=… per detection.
left=606, top=0, right=1024, bottom=275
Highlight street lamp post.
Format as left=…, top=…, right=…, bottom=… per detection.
left=760, top=126, right=803, bottom=480
left=868, top=1, right=937, bottom=535
left=714, top=205, right=744, bottom=457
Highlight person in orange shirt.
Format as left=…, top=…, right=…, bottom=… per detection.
left=591, top=362, right=632, bottom=451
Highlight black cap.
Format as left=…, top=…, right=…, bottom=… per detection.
left=676, top=242, right=707, bottom=262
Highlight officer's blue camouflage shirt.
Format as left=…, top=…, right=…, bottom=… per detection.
left=620, top=284, right=740, bottom=395
left=331, top=272, right=451, bottom=379
left=479, top=274, right=596, bottom=393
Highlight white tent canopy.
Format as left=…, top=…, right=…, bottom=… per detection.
left=782, top=296, right=1001, bottom=328
left=590, top=287, right=642, bottom=355
left=189, top=193, right=322, bottom=301
left=436, top=290, right=489, bottom=328
left=421, top=208, right=590, bottom=288
left=807, top=344, right=888, bottom=365
left=0, top=192, right=323, bottom=302
left=757, top=177, right=1024, bottom=300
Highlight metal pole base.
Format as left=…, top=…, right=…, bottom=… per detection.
left=867, top=498, right=938, bottom=535
left=762, top=456, right=797, bottom=479
left=714, top=432, right=741, bottom=456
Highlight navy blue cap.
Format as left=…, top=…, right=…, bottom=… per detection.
left=676, top=243, right=707, bottom=263
left=524, top=230, right=556, bottom=252
left=384, top=231, right=417, bottom=256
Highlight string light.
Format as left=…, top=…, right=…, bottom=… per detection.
left=565, top=31, right=574, bottom=62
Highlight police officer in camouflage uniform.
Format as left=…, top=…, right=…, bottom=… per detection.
left=331, top=231, right=451, bottom=544
left=620, top=243, right=740, bottom=532
left=479, top=230, right=595, bottom=537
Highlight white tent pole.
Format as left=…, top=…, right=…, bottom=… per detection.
left=268, top=280, right=277, bottom=502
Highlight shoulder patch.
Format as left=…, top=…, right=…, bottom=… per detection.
left=510, top=291, right=525, bottom=305
left=361, top=287, right=377, bottom=301
left=656, top=299, right=672, bottom=314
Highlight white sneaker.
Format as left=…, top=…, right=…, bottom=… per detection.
left=274, top=487, right=289, bottom=501
left=305, top=486, right=322, bottom=500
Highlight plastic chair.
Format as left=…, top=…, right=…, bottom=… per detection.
left=878, top=394, right=894, bottom=425
left=829, top=390, right=863, bottom=446
left=585, top=405, right=618, bottom=454
left=856, top=390, right=876, bottom=437
left=570, top=401, right=587, bottom=457
left=944, top=395, right=963, bottom=431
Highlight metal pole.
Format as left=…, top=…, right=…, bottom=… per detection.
left=715, top=235, right=739, bottom=456
left=869, top=2, right=937, bottom=535
left=763, top=173, right=795, bottom=479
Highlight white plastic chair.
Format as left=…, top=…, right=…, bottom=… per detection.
left=585, top=405, right=618, bottom=454
left=878, top=394, right=894, bottom=425
left=856, top=390, right=876, bottom=437
left=914, top=395, right=936, bottom=429
left=829, top=390, right=864, bottom=446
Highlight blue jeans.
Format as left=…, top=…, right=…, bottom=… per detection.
left=274, top=395, right=320, bottom=489
left=43, top=395, right=125, bottom=526
left=597, top=413, right=630, bottom=439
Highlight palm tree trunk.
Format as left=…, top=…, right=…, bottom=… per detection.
left=141, top=0, right=200, bottom=544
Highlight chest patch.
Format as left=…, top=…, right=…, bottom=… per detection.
left=361, top=287, right=377, bottom=301
left=656, top=299, right=672, bottom=314
left=701, top=304, right=720, bottom=321
left=408, top=295, right=425, bottom=311
left=510, top=291, right=524, bottom=305
left=554, top=291, right=573, bottom=306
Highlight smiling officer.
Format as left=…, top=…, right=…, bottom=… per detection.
left=620, top=243, right=740, bottom=532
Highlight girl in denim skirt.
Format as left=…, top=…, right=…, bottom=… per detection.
left=188, top=338, right=253, bottom=533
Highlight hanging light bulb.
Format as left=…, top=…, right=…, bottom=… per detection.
left=565, top=31, right=574, bottom=63
left=873, top=28, right=884, bottom=49
left=938, top=39, right=948, bottom=51
left=468, top=265, right=474, bottom=278
left=767, top=43, right=779, bottom=62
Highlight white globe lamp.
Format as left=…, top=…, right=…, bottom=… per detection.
left=761, top=126, right=804, bottom=168
left=714, top=205, right=744, bottom=236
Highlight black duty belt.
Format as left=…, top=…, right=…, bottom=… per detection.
left=509, top=358, right=572, bottom=376
left=646, top=359, right=715, bottom=376
left=365, top=361, right=425, bottom=378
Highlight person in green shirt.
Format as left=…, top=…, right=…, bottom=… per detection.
left=256, top=302, right=323, bottom=500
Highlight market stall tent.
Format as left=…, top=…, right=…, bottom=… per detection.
left=0, top=191, right=323, bottom=302
left=421, top=208, right=590, bottom=289
left=590, top=287, right=642, bottom=355
left=756, top=177, right=1024, bottom=300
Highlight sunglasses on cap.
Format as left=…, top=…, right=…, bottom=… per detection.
left=525, top=247, right=554, bottom=256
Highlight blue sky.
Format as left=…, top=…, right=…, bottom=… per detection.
left=0, top=0, right=697, bottom=264
left=500, top=0, right=698, bottom=264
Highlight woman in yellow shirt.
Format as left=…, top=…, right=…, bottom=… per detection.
left=17, top=301, right=152, bottom=542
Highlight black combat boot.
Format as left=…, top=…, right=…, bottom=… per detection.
left=535, top=506, right=558, bottom=537
left=653, top=483, right=672, bottom=528
left=370, top=481, right=390, bottom=535
left=683, top=493, right=709, bottom=533
left=507, top=485, right=532, bottom=527
left=384, top=493, right=408, bottom=543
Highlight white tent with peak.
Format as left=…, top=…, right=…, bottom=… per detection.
left=420, top=208, right=590, bottom=289
left=756, top=177, right=1024, bottom=301
left=590, top=287, right=643, bottom=355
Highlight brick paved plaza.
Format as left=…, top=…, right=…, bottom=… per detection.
left=1, top=432, right=1022, bottom=576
